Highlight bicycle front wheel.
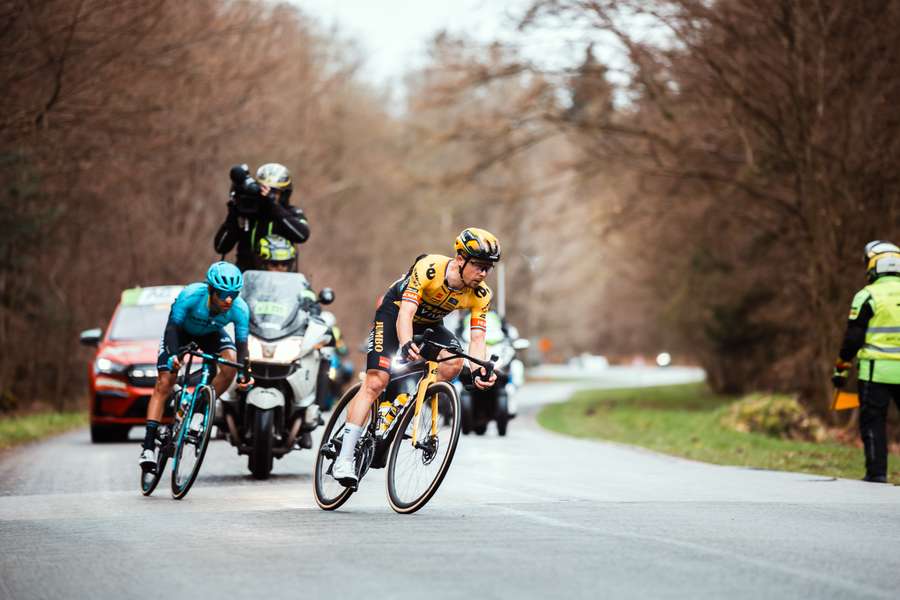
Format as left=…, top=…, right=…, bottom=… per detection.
left=386, top=381, right=461, bottom=514
left=171, top=385, right=215, bottom=499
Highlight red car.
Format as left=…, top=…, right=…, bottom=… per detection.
left=80, top=286, right=183, bottom=443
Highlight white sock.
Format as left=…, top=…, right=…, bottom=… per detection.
left=338, top=423, right=363, bottom=461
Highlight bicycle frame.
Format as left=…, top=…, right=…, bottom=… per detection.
left=389, top=332, right=498, bottom=447
left=172, top=345, right=249, bottom=458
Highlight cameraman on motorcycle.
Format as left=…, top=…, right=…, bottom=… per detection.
left=214, top=163, right=310, bottom=272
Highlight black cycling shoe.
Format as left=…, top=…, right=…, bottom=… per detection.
left=863, top=475, right=889, bottom=483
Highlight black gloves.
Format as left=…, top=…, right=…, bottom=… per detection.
left=832, top=359, right=853, bottom=389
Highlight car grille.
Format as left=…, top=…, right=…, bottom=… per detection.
left=251, top=362, right=296, bottom=380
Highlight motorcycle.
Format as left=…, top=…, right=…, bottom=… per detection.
left=454, top=312, right=529, bottom=436
left=219, top=270, right=334, bottom=479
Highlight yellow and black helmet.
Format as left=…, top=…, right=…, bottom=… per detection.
left=256, top=163, right=293, bottom=203
left=258, top=234, right=296, bottom=264
left=864, top=240, right=900, bottom=282
left=454, top=228, right=501, bottom=262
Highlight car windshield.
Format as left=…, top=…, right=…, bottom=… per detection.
left=108, top=305, right=170, bottom=341
left=243, top=270, right=314, bottom=340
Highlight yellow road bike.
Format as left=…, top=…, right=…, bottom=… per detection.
left=314, top=330, right=497, bottom=514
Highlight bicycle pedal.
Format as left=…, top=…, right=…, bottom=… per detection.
left=320, top=442, right=337, bottom=460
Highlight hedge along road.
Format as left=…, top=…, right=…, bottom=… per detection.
left=0, top=366, right=898, bottom=600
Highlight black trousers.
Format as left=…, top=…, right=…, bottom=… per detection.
left=858, top=380, right=900, bottom=478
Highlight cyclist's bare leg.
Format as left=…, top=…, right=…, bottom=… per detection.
left=437, top=351, right=463, bottom=381
left=212, top=348, right=237, bottom=397
left=147, top=371, right=178, bottom=422
left=346, top=369, right=389, bottom=426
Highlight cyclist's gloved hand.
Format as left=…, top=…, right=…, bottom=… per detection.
left=237, top=374, right=254, bottom=392
left=166, top=354, right=183, bottom=372
left=400, top=340, right=421, bottom=362
left=473, top=366, right=497, bottom=390
left=832, top=359, right=853, bottom=389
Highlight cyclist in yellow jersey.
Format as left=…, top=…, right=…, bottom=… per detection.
left=331, top=228, right=502, bottom=486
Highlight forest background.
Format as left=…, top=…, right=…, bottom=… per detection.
left=2, top=0, right=899, bottom=416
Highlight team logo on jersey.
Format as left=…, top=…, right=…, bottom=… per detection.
left=379, top=356, right=391, bottom=369
left=474, top=286, right=488, bottom=298
left=373, top=320, right=384, bottom=352
left=448, top=297, right=458, bottom=305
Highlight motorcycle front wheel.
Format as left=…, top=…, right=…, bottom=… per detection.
left=248, top=408, right=274, bottom=480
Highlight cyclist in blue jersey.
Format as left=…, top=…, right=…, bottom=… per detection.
left=139, top=262, right=255, bottom=470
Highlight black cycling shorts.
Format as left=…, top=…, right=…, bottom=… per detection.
left=156, top=328, right=236, bottom=371
left=365, top=304, right=460, bottom=373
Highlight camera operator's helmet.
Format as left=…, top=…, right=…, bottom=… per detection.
left=257, top=234, right=296, bottom=266
left=206, top=261, right=243, bottom=297
left=454, top=228, right=501, bottom=262
left=864, top=240, right=900, bottom=282
left=256, top=163, right=292, bottom=203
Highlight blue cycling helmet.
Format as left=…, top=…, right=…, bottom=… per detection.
left=206, top=261, right=243, bottom=295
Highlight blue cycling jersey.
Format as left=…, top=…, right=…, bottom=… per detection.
left=169, top=282, right=250, bottom=342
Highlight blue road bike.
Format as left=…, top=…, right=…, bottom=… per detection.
left=141, top=343, right=249, bottom=499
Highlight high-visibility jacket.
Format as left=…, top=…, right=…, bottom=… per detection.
left=852, top=276, right=900, bottom=383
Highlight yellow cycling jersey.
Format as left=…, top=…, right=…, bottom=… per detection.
left=384, top=254, right=492, bottom=330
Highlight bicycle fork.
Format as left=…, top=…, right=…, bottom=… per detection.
left=410, top=361, right=440, bottom=447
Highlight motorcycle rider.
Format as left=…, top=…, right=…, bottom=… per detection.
left=833, top=240, right=900, bottom=483
left=257, top=233, right=298, bottom=272
left=139, top=261, right=255, bottom=470
left=331, top=228, right=501, bottom=486
left=214, top=163, right=310, bottom=272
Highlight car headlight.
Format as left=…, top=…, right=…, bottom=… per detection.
left=130, top=365, right=158, bottom=379
left=95, top=357, right=127, bottom=375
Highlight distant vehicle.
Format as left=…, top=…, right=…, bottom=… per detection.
left=567, top=353, right=609, bottom=370
left=80, top=286, right=183, bottom=443
left=451, top=311, right=529, bottom=436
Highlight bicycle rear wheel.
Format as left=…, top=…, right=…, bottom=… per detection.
left=386, top=381, right=460, bottom=514
left=140, top=427, right=170, bottom=496
left=171, top=385, right=215, bottom=499
left=313, top=382, right=371, bottom=510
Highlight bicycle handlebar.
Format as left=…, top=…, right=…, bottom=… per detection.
left=410, top=328, right=499, bottom=375
left=177, top=342, right=251, bottom=381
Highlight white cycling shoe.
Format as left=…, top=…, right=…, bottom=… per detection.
left=332, top=457, right=358, bottom=487
left=139, top=448, right=156, bottom=470
left=188, top=412, right=204, bottom=434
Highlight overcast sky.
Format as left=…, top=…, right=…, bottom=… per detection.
left=292, top=0, right=569, bottom=87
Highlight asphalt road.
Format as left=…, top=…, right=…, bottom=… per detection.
left=1, top=367, right=899, bottom=600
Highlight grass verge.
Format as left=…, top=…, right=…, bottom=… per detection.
left=0, top=411, right=87, bottom=449
left=537, top=382, right=896, bottom=481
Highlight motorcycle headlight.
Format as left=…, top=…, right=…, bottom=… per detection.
left=95, top=357, right=127, bottom=375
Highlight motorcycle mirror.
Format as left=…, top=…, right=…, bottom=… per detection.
left=79, top=327, right=103, bottom=346
left=512, top=338, right=530, bottom=350
left=318, top=288, right=335, bottom=305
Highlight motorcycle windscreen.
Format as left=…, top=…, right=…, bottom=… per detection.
left=243, top=270, right=314, bottom=341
